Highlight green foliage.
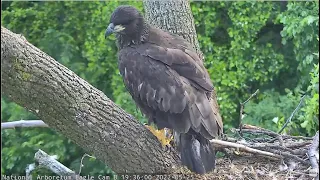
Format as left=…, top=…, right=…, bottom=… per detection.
left=243, top=90, right=302, bottom=133
left=191, top=2, right=291, bottom=128
left=277, top=2, right=319, bottom=88
left=1, top=1, right=318, bottom=175
left=299, top=62, right=319, bottom=135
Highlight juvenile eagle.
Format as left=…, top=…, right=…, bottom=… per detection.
left=105, top=5, right=223, bottom=174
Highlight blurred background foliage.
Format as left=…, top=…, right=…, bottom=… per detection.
left=1, top=1, right=318, bottom=176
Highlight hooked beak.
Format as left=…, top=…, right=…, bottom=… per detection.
left=105, top=23, right=125, bottom=39
left=105, top=23, right=115, bottom=38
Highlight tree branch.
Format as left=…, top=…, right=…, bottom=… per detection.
left=239, top=89, right=259, bottom=135
left=278, top=95, right=306, bottom=134
left=210, top=139, right=282, bottom=160
left=1, top=120, right=48, bottom=129
left=34, top=149, right=78, bottom=178
left=1, top=26, right=179, bottom=174
left=78, top=154, right=96, bottom=175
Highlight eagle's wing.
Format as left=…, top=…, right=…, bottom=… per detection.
left=146, top=30, right=223, bottom=134
left=119, top=47, right=188, bottom=114
left=118, top=46, right=220, bottom=138
left=134, top=43, right=214, bottom=92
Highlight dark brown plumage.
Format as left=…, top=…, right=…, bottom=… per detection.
left=105, top=5, right=223, bottom=174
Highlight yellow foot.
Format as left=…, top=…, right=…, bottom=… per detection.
left=144, top=124, right=173, bottom=147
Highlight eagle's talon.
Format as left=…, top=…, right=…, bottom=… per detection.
left=145, top=125, right=173, bottom=147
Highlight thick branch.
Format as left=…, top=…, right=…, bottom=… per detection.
left=1, top=26, right=178, bottom=174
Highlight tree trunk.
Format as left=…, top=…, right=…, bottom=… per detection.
left=1, top=26, right=178, bottom=174
left=143, top=0, right=203, bottom=59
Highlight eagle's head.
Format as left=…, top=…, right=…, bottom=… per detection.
left=105, top=5, right=148, bottom=46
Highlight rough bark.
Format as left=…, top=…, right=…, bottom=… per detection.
left=143, top=0, right=203, bottom=60
left=1, top=26, right=179, bottom=174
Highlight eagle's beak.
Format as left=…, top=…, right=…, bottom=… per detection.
left=105, top=23, right=115, bottom=38
left=105, top=23, right=125, bottom=39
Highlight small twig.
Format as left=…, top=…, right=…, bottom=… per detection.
left=222, top=136, right=238, bottom=143
left=35, top=149, right=77, bottom=178
left=78, top=154, right=96, bottom=175
left=282, top=135, right=314, bottom=141
left=242, top=124, right=270, bottom=131
left=268, top=135, right=313, bottom=143
left=285, top=141, right=313, bottom=148
left=268, top=149, right=309, bottom=165
left=1, top=120, right=48, bottom=129
left=307, top=131, right=319, bottom=179
left=251, top=137, right=273, bottom=142
left=239, top=89, right=259, bottom=136
left=278, top=95, right=306, bottom=134
left=242, top=89, right=260, bottom=105
left=253, top=145, right=296, bottom=155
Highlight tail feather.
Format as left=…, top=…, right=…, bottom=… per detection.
left=179, top=133, right=215, bottom=174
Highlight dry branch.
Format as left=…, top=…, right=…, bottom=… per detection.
left=236, top=128, right=280, bottom=138
left=78, top=154, right=96, bottom=175
left=210, top=139, right=282, bottom=160
left=1, top=120, right=48, bottom=129
left=239, top=89, right=259, bottom=135
left=278, top=95, right=306, bottom=134
left=34, top=149, right=77, bottom=178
